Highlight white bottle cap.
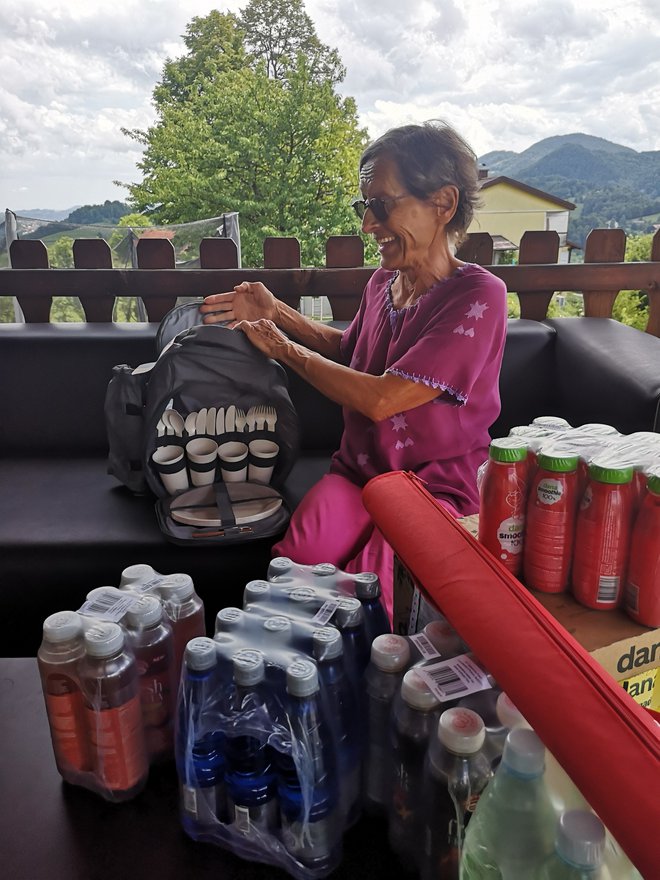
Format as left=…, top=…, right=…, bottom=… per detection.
left=158, top=573, right=194, bottom=602
left=496, top=691, right=528, bottom=730
left=353, top=572, right=381, bottom=600
left=401, top=668, right=441, bottom=712
left=289, top=587, right=318, bottom=604
left=371, top=634, right=411, bottom=672
left=243, top=580, right=271, bottom=603
left=269, top=556, right=293, bottom=574
left=313, top=626, right=343, bottom=661
left=335, top=597, right=364, bottom=629
left=233, top=648, right=265, bottom=687
left=286, top=658, right=319, bottom=697
left=119, top=563, right=157, bottom=587
left=437, top=707, right=486, bottom=754
left=185, top=637, right=217, bottom=671
left=424, top=620, right=463, bottom=655
left=312, top=563, right=337, bottom=577
left=502, top=727, right=545, bottom=778
left=126, top=594, right=163, bottom=629
left=215, top=607, right=243, bottom=632
left=263, top=615, right=292, bottom=638
left=555, top=810, right=606, bottom=869
left=43, top=611, right=84, bottom=643
left=532, top=416, right=571, bottom=430
left=84, top=621, right=124, bottom=658
left=86, top=586, right=125, bottom=602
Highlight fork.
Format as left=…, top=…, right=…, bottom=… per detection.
left=234, top=408, right=247, bottom=432
left=256, top=405, right=277, bottom=431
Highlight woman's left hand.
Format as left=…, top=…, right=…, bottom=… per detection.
left=235, top=319, right=290, bottom=360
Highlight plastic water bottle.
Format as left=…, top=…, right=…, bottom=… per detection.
left=214, top=606, right=245, bottom=634
left=38, top=610, right=91, bottom=779
left=363, top=633, right=411, bottom=814
left=572, top=461, right=634, bottom=609
left=524, top=450, right=579, bottom=593
left=458, top=688, right=507, bottom=768
left=157, top=574, right=205, bottom=673
left=224, top=648, right=278, bottom=836
left=125, top=594, right=176, bottom=762
left=276, top=658, right=341, bottom=873
left=536, top=810, right=606, bottom=879
left=177, top=637, right=226, bottom=835
left=334, top=596, right=370, bottom=687
left=352, top=572, right=391, bottom=644
left=119, top=563, right=165, bottom=592
left=624, top=472, right=660, bottom=627
left=242, top=579, right=272, bottom=606
left=388, top=668, right=441, bottom=868
left=78, top=621, right=149, bottom=800
left=461, top=727, right=555, bottom=878
left=478, top=438, right=528, bottom=577
left=420, top=708, right=492, bottom=880
left=312, top=626, right=362, bottom=827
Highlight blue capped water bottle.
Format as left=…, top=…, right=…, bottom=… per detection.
left=224, top=648, right=279, bottom=838
left=352, top=572, right=391, bottom=644
left=177, top=637, right=227, bottom=838
left=275, top=658, right=341, bottom=873
left=312, top=626, right=362, bottom=828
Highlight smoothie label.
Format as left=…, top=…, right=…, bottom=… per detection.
left=497, top=516, right=525, bottom=556
left=537, top=478, right=563, bottom=505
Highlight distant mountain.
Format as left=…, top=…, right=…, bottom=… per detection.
left=478, top=133, right=660, bottom=247
left=15, top=207, right=80, bottom=221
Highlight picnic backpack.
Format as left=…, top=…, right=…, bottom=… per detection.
left=105, top=302, right=299, bottom=545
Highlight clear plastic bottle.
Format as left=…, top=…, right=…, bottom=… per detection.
left=118, top=563, right=165, bottom=592
left=335, top=596, right=370, bottom=690
left=352, top=572, right=391, bottom=644
left=388, top=668, right=441, bottom=868
left=537, top=810, right=606, bottom=879
left=214, top=606, right=245, bottom=635
left=458, top=687, right=506, bottom=768
left=224, top=649, right=278, bottom=836
left=177, top=637, right=226, bottom=836
left=478, top=438, right=529, bottom=577
left=125, top=594, right=176, bottom=762
left=461, top=727, right=556, bottom=878
left=157, top=573, right=205, bottom=673
left=312, top=626, right=362, bottom=827
left=420, top=708, right=492, bottom=880
left=363, top=633, right=411, bottom=814
left=78, top=621, right=149, bottom=800
left=242, top=579, right=272, bottom=606
left=38, top=610, right=91, bottom=780
left=276, top=658, right=341, bottom=873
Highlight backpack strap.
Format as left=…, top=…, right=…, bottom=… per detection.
left=213, top=482, right=236, bottom=527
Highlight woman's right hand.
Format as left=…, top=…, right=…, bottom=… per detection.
left=199, top=281, right=278, bottom=327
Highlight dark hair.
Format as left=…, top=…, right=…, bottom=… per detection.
left=359, top=120, right=481, bottom=237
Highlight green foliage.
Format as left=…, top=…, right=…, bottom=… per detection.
left=121, top=3, right=368, bottom=266
left=66, top=201, right=130, bottom=225
left=611, top=233, right=652, bottom=331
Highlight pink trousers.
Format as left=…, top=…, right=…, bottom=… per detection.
left=272, top=473, right=396, bottom=620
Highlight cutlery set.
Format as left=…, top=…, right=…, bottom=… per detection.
left=156, top=404, right=277, bottom=440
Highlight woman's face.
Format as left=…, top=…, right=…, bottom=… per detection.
left=359, top=154, right=446, bottom=272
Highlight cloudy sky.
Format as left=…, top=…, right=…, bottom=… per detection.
left=2, top=0, right=659, bottom=211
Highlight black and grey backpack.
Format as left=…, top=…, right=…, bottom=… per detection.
left=105, top=303, right=298, bottom=545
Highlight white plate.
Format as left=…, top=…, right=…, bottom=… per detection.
left=170, top=483, right=282, bottom=528
left=196, top=408, right=208, bottom=435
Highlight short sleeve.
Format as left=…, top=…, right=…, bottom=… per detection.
left=386, top=269, right=507, bottom=405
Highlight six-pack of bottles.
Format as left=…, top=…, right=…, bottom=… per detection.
left=478, top=417, right=660, bottom=625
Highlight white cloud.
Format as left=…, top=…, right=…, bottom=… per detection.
left=1, top=0, right=659, bottom=208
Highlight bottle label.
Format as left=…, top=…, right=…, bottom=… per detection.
left=536, top=478, right=563, bottom=505
left=624, top=582, right=640, bottom=614
left=409, top=631, right=442, bottom=661
left=78, top=591, right=138, bottom=623
left=44, top=688, right=90, bottom=772
left=416, top=655, right=491, bottom=702
left=497, top=516, right=525, bottom=556
left=137, top=575, right=166, bottom=593
left=85, top=694, right=147, bottom=791
left=596, top=575, right=620, bottom=604
left=313, top=599, right=341, bottom=626
left=183, top=784, right=199, bottom=817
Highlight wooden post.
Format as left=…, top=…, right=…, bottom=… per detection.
left=516, top=231, right=560, bottom=321
left=263, top=237, right=301, bottom=310
left=325, top=236, right=365, bottom=320
left=72, top=240, right=114, bottom=322
left=135, top=237, right=177, bottom=321
left=581, top=228, right=626, bottom=318
left=644, top=229, right=660, bottom=337
left=199, top=238, right=239, bottom=269
left=455, top=232, right=494, bottom=266
left=10, top=240, right=52, bottom=322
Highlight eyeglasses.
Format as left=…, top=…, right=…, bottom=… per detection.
left=350, top=194, right=410, bottom=222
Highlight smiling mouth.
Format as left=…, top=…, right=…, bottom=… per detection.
left=376, top=236, right=396, bottom=251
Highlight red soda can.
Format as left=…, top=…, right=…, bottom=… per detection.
left=478, top=438, right=528, bottom=577
left=624, top=472, right=660, bottom=627
left=523, top=450, right=579, bottom=593
left=571, top=460, right=634, bottom=610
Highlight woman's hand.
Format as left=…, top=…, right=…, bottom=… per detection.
left=199, top=281, right=278, bottom=326
left=234, top=319, right=291, bottom=360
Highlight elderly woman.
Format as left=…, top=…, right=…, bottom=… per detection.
left=200, top=121, right=507, bottom=618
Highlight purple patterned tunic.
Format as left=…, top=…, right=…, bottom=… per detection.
left=330, top=263, right=508, bottom=515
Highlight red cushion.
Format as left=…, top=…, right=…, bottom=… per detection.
left=363, top=470, right=660, bottom=878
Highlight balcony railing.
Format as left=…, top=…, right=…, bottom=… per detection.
left=2, top=228, right=659, bottom=336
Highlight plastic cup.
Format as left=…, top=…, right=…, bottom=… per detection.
left=218, top=441, right=248, bottom=482
left=186, top=438, right=218, bottom=487
left=152, top=445, right=188, bottom=494
left=248, top=439, right=279, bottom=484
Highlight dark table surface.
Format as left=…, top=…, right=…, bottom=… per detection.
left=0, top=658, right=401, bottom=880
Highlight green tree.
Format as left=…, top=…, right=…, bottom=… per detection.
left=120, top=4, right=368, bottom=267
left=612, top=233, right=652, bottom=331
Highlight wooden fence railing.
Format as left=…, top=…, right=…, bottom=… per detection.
left=2, top=228, right=660, bottom=335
